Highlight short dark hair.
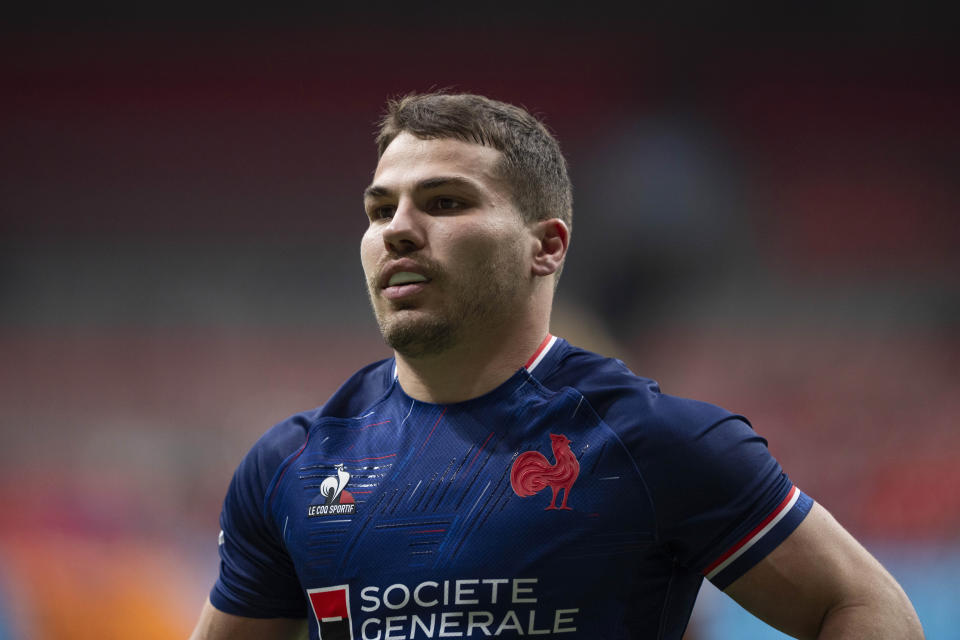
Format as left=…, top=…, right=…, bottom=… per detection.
left=375, top=92, right=573, bottom=232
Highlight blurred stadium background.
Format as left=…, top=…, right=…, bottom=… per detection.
left=1, top=7, right=957, bottom=639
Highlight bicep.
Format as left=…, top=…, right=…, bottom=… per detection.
left=723, top=501, right=918, bottom=639
left=190, top=598, right=308, bottom=640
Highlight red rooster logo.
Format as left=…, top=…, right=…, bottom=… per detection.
left=510, top=433, right=580, bottom=510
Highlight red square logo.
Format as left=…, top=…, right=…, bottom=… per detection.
left=307, top=585, right=352, bottom=640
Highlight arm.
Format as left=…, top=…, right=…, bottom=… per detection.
left=189, top=598, right=308, bottom=640
left=724, top=501, right=923, bottom=639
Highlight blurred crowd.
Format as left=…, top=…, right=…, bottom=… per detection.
left=1, top=15, right=957, bottom=639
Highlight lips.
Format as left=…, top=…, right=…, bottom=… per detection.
left=379, top=261, right=432, bottom=300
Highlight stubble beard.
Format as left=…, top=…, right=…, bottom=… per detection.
left=368, top=251, right=525, bottom=360
left=380, top=308, right=455, bottom=359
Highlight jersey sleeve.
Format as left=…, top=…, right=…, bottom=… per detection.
left=634, top=405, right=813, bottom=590
left=553, top=351, right=813, bottom=591
left=210, top=415, right=313, bottom=618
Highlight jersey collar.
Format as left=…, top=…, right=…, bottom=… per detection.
left=524, top=334, right=558, bottom=373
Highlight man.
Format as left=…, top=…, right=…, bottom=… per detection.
left=191, top=92, right=923, bottom=639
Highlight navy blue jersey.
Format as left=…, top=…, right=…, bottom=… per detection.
left=211, top=336, right=812, bottom=639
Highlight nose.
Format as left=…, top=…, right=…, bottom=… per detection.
left=381, top=199, right=426, bottom=255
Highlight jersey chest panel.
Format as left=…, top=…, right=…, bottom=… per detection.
left=271, top=387, right=674, bottom=638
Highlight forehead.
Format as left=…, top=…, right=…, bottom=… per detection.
left=371, top=132, right=506, bottom=193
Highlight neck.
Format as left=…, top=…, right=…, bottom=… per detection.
left=395, top=315, right=552, bottom=404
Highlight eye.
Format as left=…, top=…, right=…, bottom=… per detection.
left=432, top=197, right=462, bottom=211
left=368, top=204, right=396, bottom=220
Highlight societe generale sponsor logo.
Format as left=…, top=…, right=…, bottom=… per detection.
left=307, top=578, right=579, bottom=639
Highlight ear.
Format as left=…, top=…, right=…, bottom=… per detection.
left=530, top=219, right=570, bottom=278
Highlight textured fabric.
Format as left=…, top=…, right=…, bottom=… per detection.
left=211, top=338, right=811, bottom=639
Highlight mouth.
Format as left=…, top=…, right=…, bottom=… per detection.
left=380, top=269, right=432, bottom=301
left=386, top=271, right=428, bottom=287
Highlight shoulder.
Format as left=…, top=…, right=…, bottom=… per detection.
left=538, top=340, right=739, bottom=438
left=237, top=357, right=396, bottom=491
left=318, top=356, right=396, bottom=418
left=536, top=340, right=766, bottom=496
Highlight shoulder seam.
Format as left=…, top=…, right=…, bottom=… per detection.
left=565, top=387, right=664, bottom=545
left=263, top=428, right=313, bottom=522
left=258, top=362, right=399, bottom=525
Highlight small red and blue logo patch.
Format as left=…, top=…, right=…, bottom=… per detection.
left=307, top=463, right=356, bottom=517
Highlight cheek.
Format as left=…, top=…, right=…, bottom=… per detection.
left=464, top=228, right=526, bottom=269
left=447, top=224, right=516, bottom=261
left=359, top=230, right=379, bottom=277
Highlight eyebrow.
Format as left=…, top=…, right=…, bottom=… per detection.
left=362, top=176, right=481, bottom=200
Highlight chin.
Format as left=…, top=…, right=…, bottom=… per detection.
left=381, top=313, right=456, bottom=358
